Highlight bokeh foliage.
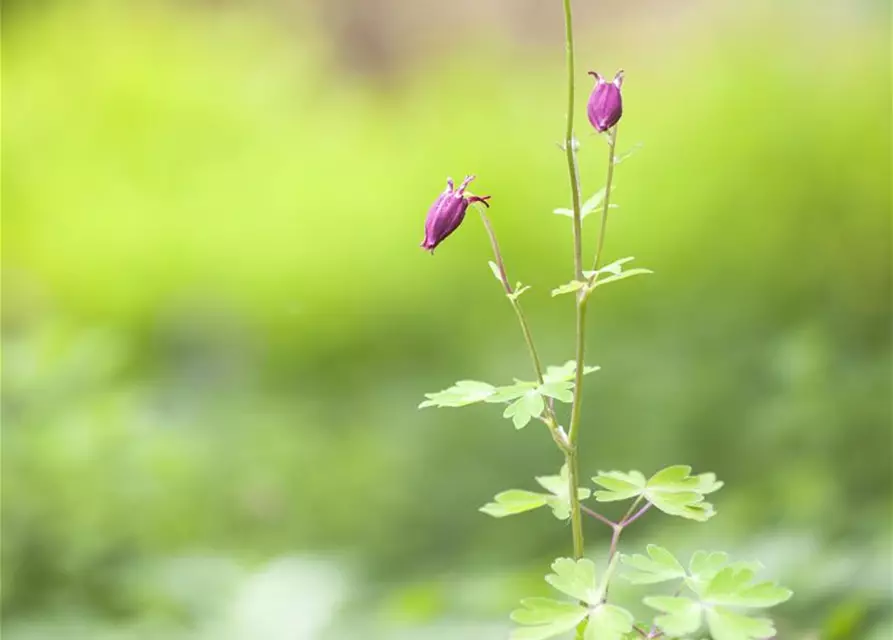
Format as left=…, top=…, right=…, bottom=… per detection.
left=2, top=0, right=891, bottom=637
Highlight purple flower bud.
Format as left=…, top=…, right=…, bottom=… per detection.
left=587, top=70, right=624, bottom=133
left=420, top=175, right=491, bottom=253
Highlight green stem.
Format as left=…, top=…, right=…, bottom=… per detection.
left=591, top=126, right=619, bottom=274
left=601, top=502, right=652, bottom=601
left=509, top=301, right=545, bottom=383
left=559, top=9, right=589, bottom=640
left=565, top=298, right=587, bottom=567
left=476, top=208, right=571, bottom=451
left=476, top=208, right=545, bottom=377
left=561, top=0, right=587, bottom=576
left=562, top=0, right=584, bottom=283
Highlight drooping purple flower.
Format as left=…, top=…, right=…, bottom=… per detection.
left=420, top=175, right=491, bottom=253
left=587, top=70, right=624, bottom=133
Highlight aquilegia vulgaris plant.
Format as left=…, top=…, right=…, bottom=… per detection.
left=418, top=2, right=791, bottom=639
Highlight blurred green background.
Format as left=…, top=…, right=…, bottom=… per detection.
left=3, top=0, right=891, bottom=638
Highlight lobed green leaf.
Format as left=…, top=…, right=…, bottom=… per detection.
left=479, top=490, right=548, bottom=518
left=645, top=466, right=722, bottom=521
left=481, top=464, right=590, bottom=521
left=582, top=256, right=653, bottom=291
left=584, top=604, right=635, bottom=640
left=542, top=361, right=600, bottom=383
left=689, top=551, right=730, bottom=581
left=551, top=280, right=587, bottom=297
left=485, top=381, right=537, bottom=404
left=592, top=470, right=647, bottom=502
left=644, top=596, right=703, bottom=637
left=641, top=550, right=792, bottom=640
left=621, top=544, right=687, bottom=585
left=503, top=391, right=545, bottom=429
left=545, top=558, right=601, bottom=605
left=705, top=608, right=776, bottom=640
left=701, top=566, right=792, bottom=608
left=536, top=464, right=591, bottom=520
left=538, top=380, right=574, bottom=403
left=419, top=380, right=495, bottom=408
left=510, top=597, right=587, bottom=640
left=592, top=465, right=721, bottom=520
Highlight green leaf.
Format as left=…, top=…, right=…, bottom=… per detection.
left=543, top=361, right=600, bottom=383
left=592, top=470, right=647, bottom=502
left=644, top=596, right=703, bottom=637
left=536, top=464, right=591, bottom=520
left=704, top=566, right=757, bottom=598
left=581, top=187, right=609, bottom=217
left=510, top=597, right=588, bottom=640
left=480, top=464, right=590, bottom=521
left=686, top=552, right=765, bottom=595
left=551, top=280, right=587, bottom=297
left=621, top=545, right=687, bottom=585
left=585, top=604, right=635, bottom=640
left=640, top=553, right=792, bottom=640
left=419, top=380, right=495, bottom=408
left=592, top=268, right=653, bottom=288
left=614, top=142, right=643, bottom=165
left=705, top=608, right=776, bottom=640
left=509, top=284, right=531, bottom=300
left=702, top=567, right=792, bottom=608
left=511, top=597, right=588, bottom=625
left=545, top=558, right=601, bottom=605
left=689, top=551, right=731, bottom=581
left=583, top=257, right=653, bottom=290
left=479, top=490, right=548, bottom=518
left=696, top=472, right=724, bottom=494
left=727, top=582, right=793, bottom=608
left=488, top=260, right=503, bottom=282
left=580, top=186, right=620, bottom=219
left=503, top=390, right=545, bottom=429
left=588, top=256, right=636, bottom=276
left=648, top=465, right=700, bottom=488
left=645, top=465, right=720, bottom=521
left=553, top=185, right=619, bottom=220
left=592, top=465, right=722, bottom=520
left=485, top=381, right=538, bottom=404
left=538, top=380, right=574, bottom=403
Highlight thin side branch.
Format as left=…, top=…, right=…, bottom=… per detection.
left=580, top=505, right=616, bottom=528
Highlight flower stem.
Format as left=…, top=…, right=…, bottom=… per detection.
left=565, top=297, right=587, bottom=560
left=560, top=0, right=587, bottom=577
left=476, top=208, right=545, bottom=377
left=591, top=126, right=619, bottom=273
left=562, top=0, right=584, bottom=282
left=476, top=208, right=570, bottom=451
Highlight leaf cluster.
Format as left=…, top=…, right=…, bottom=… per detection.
left=419, top=361, right=599, bottom=429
